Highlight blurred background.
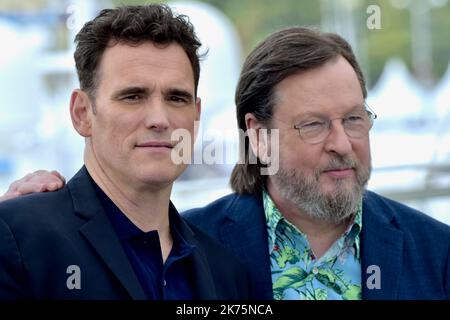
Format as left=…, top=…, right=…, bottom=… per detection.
left=0, top=0, right=449, bottom=224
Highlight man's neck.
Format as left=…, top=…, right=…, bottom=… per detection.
left=84, top=152, right=173, bottom=261
left=266, top=181, right=350, bottom=259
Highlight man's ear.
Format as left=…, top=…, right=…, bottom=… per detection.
left=70, top=89, right=94, bottom=137
left=245, top=113, right=269, bottom=163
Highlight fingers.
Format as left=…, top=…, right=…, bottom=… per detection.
left=50, top=170, right=66, bottom=184
left=15, top=182, right=47, bottom=194
left=0, top=192, right=21, bottom=202
left=5, top=169, right=66, bottom=196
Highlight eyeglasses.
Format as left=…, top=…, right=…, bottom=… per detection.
left=282, top=105, right=377, bottom=145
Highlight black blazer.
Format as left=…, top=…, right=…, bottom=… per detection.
left=0, top=167, right=250, bottom=299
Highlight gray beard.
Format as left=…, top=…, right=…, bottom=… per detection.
left=271, top=155, right=371, bottom=225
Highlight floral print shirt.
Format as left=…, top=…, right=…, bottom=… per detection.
left=263, top=190, right=362, bottom=300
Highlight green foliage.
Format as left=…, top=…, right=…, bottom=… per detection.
left=342, top=284, right=362, bottom=300
left=315, top=269, right=342, bottom=294
left=272, top=266, right=312, bottom=299
left=275, top=246, right=300, bottom=268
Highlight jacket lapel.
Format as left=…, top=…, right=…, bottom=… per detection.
left=173, top=206, right=218, bottom=300
left=218, top=192, right=406, bottom=300
left=361, top=192, right=404, bottom=300
left=189, top=249, right=217, bottom=299
left=219, top=194, right=273, bottom=300
left=68, top=167, right=146, bottom=300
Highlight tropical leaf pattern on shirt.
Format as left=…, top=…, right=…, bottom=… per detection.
left=263, top=190, right=363, bottom=300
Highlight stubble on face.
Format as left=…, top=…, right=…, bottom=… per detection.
left=272, top=154, right=371, bottom=225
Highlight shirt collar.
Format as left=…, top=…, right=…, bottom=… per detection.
left=93, top=182, right=195, bottom=253
left=263, top=189, right=287, bottom=251
left=346, top=201, right=362, bottom=260
left=262, top=189, right=362, bottom=257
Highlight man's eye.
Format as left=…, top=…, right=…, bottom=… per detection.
left=301, top=121, right=325, bottom=129
left=346, top=115, right=364, bottom=123
left=169, top=96, right=188, bottom=104
left=122, top=94, right=141, bottom=101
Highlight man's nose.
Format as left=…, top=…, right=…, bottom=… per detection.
left=323, top=120, right=352, bottom=156
left=144, top=96, right=170, bottom=131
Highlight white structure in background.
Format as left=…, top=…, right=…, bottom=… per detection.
left=367, top=59, right=430, bottom=190
left=368, top=58, right=426, bottom=122
left=368, top=59, right=433, bottom=173
left=168, top=2, right=243, bottom=210
left=367, top=59, right=450, bottom=224
left=431, top=63, right=450, bottom=162
left=426, top=63, right=450, bottom=224
left=0, top=1, right=103, bottom=193
left=0, top=21, right=50, bottom=191
left=170, top=2, right=241, bottom=130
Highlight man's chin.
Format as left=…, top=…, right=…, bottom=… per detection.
left=137, top=168, right=185, bottom=188
left=320, top=181, right=355, bottom=197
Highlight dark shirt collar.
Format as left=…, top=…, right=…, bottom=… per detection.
left=93, top=183, right=195, bottom=253
left=90, top=180, right=198, bottom=299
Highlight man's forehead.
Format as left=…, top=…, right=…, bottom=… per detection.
left=96, top=41, right=195, bottom=90
left=100, top=41, right=191, bottom=69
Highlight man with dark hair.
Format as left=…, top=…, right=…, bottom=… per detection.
left=3, top=27, right=450, bottom=300
left=0, top=4, right=250, bottom=299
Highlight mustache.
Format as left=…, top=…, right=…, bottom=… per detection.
left=318, top=156, right=358, bottom=173
left=314, top=154, right=371, bottom=188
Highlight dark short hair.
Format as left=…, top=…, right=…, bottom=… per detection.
left=74, top=4, right=202, bottom=98
left=230, top=27, right=367, bottom=195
